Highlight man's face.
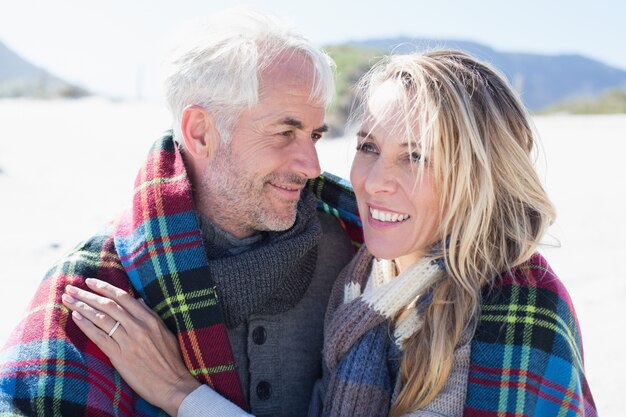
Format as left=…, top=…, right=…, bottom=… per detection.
left=199, top=54, right=326, bottom=238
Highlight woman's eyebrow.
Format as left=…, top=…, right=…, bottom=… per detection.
left=398, top=141, right=420, bottom=148
left=356, top=130, right=375, bottom=140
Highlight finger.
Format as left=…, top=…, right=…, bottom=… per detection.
left=62, top=293, right=127, bottom=339
left=138, top=297, right=160, bottom=318
left=65, top=284, right=129, bottom=324
left=85, top=278, right=151, bottom=321
left=70, top=310, right=122, bottom=356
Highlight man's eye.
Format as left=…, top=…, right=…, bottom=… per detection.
left=312, top=132, right=323, bottom=142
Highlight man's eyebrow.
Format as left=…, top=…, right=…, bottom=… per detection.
left=280, top=118, right=328, bottom=133
left=314, top=124, right=328, bottom=133
left=281, top=117, right=303, bottom=129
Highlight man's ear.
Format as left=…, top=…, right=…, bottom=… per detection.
left=180, top=105, right=220, bottom=159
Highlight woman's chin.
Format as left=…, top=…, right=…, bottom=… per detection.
left=366, top=246, right=403, bottom=261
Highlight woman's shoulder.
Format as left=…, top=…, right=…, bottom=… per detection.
left=472, top=253, right=583, bottom=375
left=484, top=252, right=577, bottom=317
left=494, top=252, right=562, bottom=290
left=465, top=253, right=596, bottom=416
left=475, top=252, right=587, bottom=370
left=477, top=252, right=583, bottom=350
left=466, top=252, right=597, bottom=416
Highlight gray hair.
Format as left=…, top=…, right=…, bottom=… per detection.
left=161, top=7, right=336, bottom=143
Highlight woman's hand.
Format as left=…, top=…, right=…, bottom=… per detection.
left=61, top=278, right=201, bottom=417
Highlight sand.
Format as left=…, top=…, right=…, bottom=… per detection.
left=0, top=98, right=623, bottom=414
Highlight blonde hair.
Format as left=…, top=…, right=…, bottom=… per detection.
left=354, top=50, right=556, bottom=414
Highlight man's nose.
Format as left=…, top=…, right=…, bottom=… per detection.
left=292, top=136, right=322, bottom=179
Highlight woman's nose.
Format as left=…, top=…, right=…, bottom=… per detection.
left=364, top=158, right=396, bottom=195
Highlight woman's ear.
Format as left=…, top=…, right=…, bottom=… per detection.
left=180, top=105, right=220, bottom=159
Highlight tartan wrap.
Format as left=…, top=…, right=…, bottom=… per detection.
left=318, top=251, right=597, bottom=417
left=464, top=253, right=597, bottom=417
left=307, top=172, right=362, bottom=251
left=0, top=132, right=363, bottom=416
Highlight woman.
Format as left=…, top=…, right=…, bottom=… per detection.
left=308, top=50, right=597, bottom=416
left=63, top=50, right=596, bottom=416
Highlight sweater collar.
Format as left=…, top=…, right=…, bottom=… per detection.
left=203, top=190, right=322, bottom=328
left=197, top=213, right=265, bottom=258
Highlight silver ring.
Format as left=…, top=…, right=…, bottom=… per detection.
left=108, top=321, right=121, bottom=337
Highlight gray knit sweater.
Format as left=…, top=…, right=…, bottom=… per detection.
left=178, top=206, right=353, bottom=417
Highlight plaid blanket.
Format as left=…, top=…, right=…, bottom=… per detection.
left=307, top=171, right=362, bottom=251
left=465, top=253, right=597, bottom=416
left=0, top=133, right=362, bottom=416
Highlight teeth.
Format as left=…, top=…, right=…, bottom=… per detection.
left=274, top=184, right=298, bottom=191
left=370, top=208, right=410, bottom=222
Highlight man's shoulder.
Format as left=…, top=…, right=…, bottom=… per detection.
left=310, top=211, right=354, bottom=291
left=307, top=172, right=363, bottom=251
left=316, top=210, right=350, bottom=241
left=316, top=211, right=353, bottom=257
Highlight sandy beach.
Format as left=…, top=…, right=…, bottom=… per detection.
left=0, top=98, right=623, bottom=415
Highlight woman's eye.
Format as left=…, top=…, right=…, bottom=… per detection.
left=356, top=142, right=377, bottom=154
left=410, top=152, right=423, bottom=163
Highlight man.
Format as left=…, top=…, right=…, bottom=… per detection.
left=0, top=9, right=357, bottom=417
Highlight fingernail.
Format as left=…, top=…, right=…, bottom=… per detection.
left=85, top=278, right=95, bottom=285
left=72, top=311, right=83, bottom=320
left=65, top=285, right=78, bottom=294
left=62, top=293, right=76, bottom=304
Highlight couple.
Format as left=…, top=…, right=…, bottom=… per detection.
left=0, top=8, right=596, bottom=417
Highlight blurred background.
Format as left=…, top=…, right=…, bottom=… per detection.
left=1, top=0, right=624, bottom=415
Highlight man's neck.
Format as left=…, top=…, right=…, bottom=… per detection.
left=197, top=212, right=264, bottom=258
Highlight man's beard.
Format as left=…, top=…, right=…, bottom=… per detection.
left=198, top=145, right=306, bottom=236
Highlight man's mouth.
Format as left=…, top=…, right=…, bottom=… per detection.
left=269, top=182, right=303, bottom=192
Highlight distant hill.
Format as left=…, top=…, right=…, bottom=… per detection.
left=541, top=88, right=626, bottom=114
left=324, top=38, right=626, bottom=135
left=346, top=37, right=626, bottom=109
left=0, top=41, right=88, bottom=98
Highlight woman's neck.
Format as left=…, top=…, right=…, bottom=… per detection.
left=394, top=251, right=425, bottom=274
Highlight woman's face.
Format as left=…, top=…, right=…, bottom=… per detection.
left=350, top=88, right=441, bottom=267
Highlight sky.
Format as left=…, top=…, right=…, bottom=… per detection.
left=1, top=0, right=624, bottom=101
